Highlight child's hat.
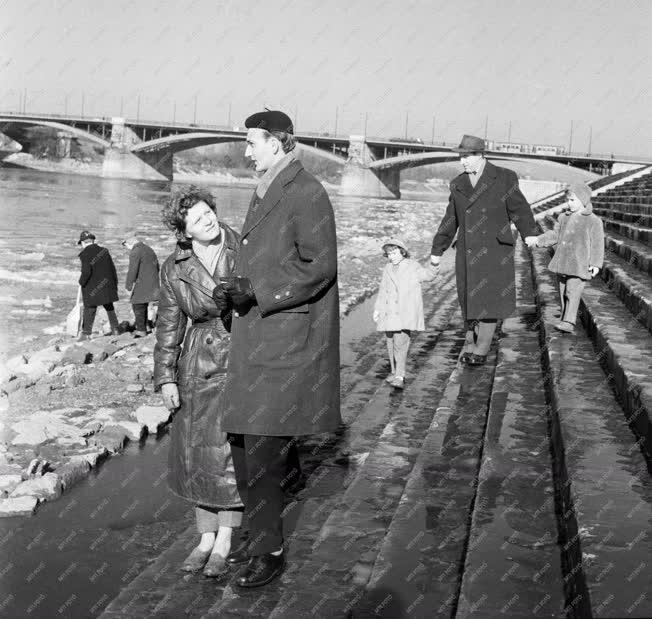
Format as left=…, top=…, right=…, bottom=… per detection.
left=567, top=182, right=592, bottom=206
left=382, top=237, right=409, bottom=253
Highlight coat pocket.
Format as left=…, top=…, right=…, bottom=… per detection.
left=496, top=228, right=515, bottom=246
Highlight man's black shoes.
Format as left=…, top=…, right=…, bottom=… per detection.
left=234, top=552, right=285, bottom=588
left=226, top=547, right=249, bottom=565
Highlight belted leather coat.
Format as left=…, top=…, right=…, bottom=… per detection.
left=153, top=223, right=242, bottom=509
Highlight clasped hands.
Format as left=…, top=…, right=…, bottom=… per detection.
left=524, top=236, right=538, bottom=248
left=212, top=276, right=256, bottom=310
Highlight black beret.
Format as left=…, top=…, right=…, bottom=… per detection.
left=244, top=110, right=294, bottom=134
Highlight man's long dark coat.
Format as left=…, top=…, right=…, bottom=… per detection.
left=78, top=243, right=119, bottom=307
left=431, top=162, right=537, bottom=320
left=221, top=158, right=341, bottom=436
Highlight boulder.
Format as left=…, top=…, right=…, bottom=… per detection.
left=81, top=343, right=108, bottom=363
left=0, top=495, right=39, bottom=517
left=91, top=426, right=128, bottom=453
left=10, top=472, right=62, bottom=501
left=80, top=420, right=103, bottom=436
left=4, top=354, right=28, bottom=373
left=61, top=347, right=92, bottom=365
left=134, top=405, right=170, bottom=434
left=69, top=448, right=107, bottom=468
left=10, top=413, right=86, bottom=447
left=0, top=364, right=11, bottom=384
left=0, top=474, right=22, bottom=496
left=104, top=421, right=145, bottom=441
left=126, top=384, right=144, bottom=393
left=29, top=347, right=65, bottom=367
left=55, top=460, right=90, bottom=490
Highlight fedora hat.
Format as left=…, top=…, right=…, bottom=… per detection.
left=77, top=230, right=96, bottom=245
left=452, top=135, right=485, bottom=154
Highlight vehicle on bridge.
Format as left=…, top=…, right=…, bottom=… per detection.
left=486, top=140, right=567, bottom=156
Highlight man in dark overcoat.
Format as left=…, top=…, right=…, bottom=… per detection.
left=219, top=110, right=340, bottom=588
left=430, top=135, right=538, bottom=364
left=77, top=230, right=120, bottom=339
left=123, top=234, right=160, bottom=336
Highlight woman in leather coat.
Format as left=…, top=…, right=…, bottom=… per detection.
left=154, top=188, right=242, bottom=578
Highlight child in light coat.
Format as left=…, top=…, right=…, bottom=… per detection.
left=373, top=238, right=438, bottom=389
left=527, top=182, right=604, bottom=332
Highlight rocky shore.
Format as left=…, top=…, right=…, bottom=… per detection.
left=0, top=331, right=171, bottom=516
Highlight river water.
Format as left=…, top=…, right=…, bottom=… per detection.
left=0, top=167, right=447, bottom=362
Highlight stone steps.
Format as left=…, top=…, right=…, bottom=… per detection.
left=593, top=199, right=652, bottom=214
left=601, top=219, right=652, bottom=247
left=454, top=244, right=566, bottom=619
left=203, top=309, right=466, bottom=617
left=100, top=271, right=462, bottom=618
left=593, top=207, right=652, bottom=227
left=601, top=252, right=652, bottom=336
left=604, top=230, right=652, bottom=277
left=539, top=217, right=652, bottom=468
left=528, top=243, right=652, bottom=618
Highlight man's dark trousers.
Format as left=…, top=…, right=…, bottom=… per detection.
left=132, top=302, right=148, bottom=332
left=230, top=434, right=301, bottom=556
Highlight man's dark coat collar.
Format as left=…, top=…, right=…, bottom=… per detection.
left=241, top=158, right=304, bottom=239
left=452, top=160, right=499, bottom=206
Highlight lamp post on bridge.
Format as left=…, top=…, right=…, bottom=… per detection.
left=193, top=95, right=198, bottom=124
left=81, top=92, right=85, bottom=117
left=364, top=112, right=368, bottom=137
left=334, top=106, right=338, bottom=136
left=404, top=111, right=409, bottom=140
left=431, top=115, right=436, bottom=144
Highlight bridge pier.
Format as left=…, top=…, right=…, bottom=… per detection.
left=339, top=135, right=401, bottom=199
left=55, top=131, right=72, bottom=158
left=101, top=118, right=172, bottom=181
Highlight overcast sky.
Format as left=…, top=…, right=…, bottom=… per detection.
left=2, top=0, right=650, bottom=157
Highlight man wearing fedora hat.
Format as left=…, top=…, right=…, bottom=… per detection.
left=77, top=230, right=120, bottom=339
left=219, top=110, right=341, bottom=587
left=430, top=135, right=538, bottom=364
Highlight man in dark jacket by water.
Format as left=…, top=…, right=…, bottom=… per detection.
left=123, top=234, right=160, bottom=337
left=430, top=135, right=538, bottom=364
left=220, top=110, right=341, bottom=588
left=77, top=230, right=120, bottom=339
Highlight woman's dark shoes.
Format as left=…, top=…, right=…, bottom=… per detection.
left=202, top=552, right=228, bottom=578
left=180, top=547, right=212, bottom=572
left=465, top=353, right=487, bottom=366
left=460, top=351, right=472, bottom=364
left=226, top=546, right=249, bottom=565
left=234, top=552, right=285, bottom=588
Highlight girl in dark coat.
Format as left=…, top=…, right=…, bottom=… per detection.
left=154, top=188, right=242, bottom=578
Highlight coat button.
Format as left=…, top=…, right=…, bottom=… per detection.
left=234, top=311, right=239, bottom=317
left=285, top=291, right=290, bottom=296
left=467, top=249, right=472, bottom=254
left=275, top=294, right=281, bottom=299
left=206, top=336, right=213, bottom=344
left=242, top=239, right=248, bottom=245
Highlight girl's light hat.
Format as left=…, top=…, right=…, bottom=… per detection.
left=382, top=237, right=409, bottom=253
left=567, top=182, right=592, bottom=206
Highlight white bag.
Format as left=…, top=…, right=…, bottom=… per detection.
left=65, top=287, right=83, bottom=337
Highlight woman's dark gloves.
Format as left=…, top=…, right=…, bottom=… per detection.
left=211, top=285, right=230, bottom=311
left=219, top=277, right=256, bottom=308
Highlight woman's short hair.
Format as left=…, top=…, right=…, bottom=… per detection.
left=162, top=187, right=216, bottom=239
left=264, top=130, right=296, bottom=154
left=383, top=244, right=409, bottom=258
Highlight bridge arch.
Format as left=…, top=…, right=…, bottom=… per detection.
left=0, top=118, right=111, bottom=149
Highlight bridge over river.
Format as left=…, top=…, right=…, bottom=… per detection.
left=1, top=112, right=651, bottom=198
